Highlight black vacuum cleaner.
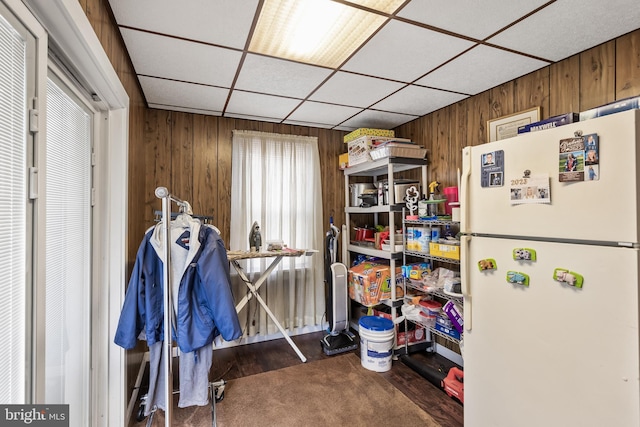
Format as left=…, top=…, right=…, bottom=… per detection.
left=321, top=218, right=358, bottom=356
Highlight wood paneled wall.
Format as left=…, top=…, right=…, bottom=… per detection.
left=140, top=111, right=347, bottom=250
left=395, top=30, right=640, bottom=191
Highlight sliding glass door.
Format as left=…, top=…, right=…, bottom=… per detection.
left=44, top=71, right=94, bottom=427
left=0, top=2, right=35, bottom=405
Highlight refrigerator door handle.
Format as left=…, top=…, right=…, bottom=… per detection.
left=460, top=147, right=472, bottom=234
left=461, top=234, right=472, bottom=331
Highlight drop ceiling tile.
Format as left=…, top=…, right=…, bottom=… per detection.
left=397, top=0, right=550, bottom=40
left=416, top=45, right=548, bottom=95
left=372, top=85, right=468, bottom=116
left=139, top=76, right=228, bottom=112
left=488, top=0, right=640, bottom=61
left=148, top=104, right=222, bottom=116
left=121, top=28, right=241, bottom=87
left=223, top=112, right=282, bottom=124
left=309, top=72, right=405, bottom=108
left=109, top=0, right=258, bottom=49
left=226, top=91, right=300, bottom=120
left=341, top=109, right=418, bottom=130
left=234, top=54, right=333, bottom=98
left=342, top=19, right=475, bottom=83
left=334, top=125, right=357, bottom=131
left=280, top=119, right=335, bottom=129
left=287, top=101, right=362, bottom=125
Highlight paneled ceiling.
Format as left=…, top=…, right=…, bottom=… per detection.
left=108, top=0, right=640, bottom=131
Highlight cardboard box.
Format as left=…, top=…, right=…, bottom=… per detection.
left=348, top=262, right=402, bottom=306
left=435, top=321, right=461, bottom=340
left=579, top=96, right=640, bottom=121
left=338, top=153, right=349, bottom=170
left=443, top=300, right=463, bottom=333
left=517, top=113, right=579, bottom=134
left=344, top=127, right=394, bottom=143
left=396, top=325, right=427, bottom=346
left=429, top=242, right=460, bottom=260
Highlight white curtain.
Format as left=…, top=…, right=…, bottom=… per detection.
left=230, top=130, right=324, bottom=337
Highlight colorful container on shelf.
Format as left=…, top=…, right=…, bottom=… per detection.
left=344, top=127, right=395, bottom=143
left=429, top=242, right=460, bottom=260
left=443, top=186, right=459, bottom=216
left=417, top=299, right=442, bottom=327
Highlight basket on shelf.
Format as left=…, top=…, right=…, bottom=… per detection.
left=370, top=143, right=427, bottom=160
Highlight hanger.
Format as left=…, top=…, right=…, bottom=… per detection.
left=153, top=209, right=214, bottom=224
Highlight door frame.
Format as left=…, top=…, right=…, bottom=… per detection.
left=4, top=0, right=129, bottom=425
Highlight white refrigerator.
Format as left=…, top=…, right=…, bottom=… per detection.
left=460, top=109, right=640, bottom=427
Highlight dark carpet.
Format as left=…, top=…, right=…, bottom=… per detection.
left=214, top=352, right=440, bottom=427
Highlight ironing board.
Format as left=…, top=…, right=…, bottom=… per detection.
left=227, top=248, right=316, bottom=362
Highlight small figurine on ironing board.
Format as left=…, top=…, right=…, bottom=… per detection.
left=249, top=221, right=262, bottom=252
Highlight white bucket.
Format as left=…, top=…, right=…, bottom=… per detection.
left=359, top=316, right=395, bottom=372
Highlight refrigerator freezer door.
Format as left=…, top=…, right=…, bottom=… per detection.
left=463, top=236, right=640, bottom=427
left=461, top=109, right=640, bottom=245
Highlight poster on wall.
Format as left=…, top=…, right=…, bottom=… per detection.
left=480, top=150, right=504, bottom=188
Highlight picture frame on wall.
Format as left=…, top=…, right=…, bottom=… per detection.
left=487, top=107, right=540, bottom=142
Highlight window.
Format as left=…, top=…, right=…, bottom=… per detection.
left=230, top=130, right=324, bottom=336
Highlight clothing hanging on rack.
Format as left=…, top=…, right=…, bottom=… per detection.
left=114, top=213, right=242, bottom=413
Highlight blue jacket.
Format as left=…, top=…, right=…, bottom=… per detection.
left=114, top=219, right=242, bottom=352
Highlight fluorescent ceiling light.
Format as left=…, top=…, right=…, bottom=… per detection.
left=250, top=0, right=404, bottom=68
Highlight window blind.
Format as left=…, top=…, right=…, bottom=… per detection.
left=0, top=13, right=27, bottom=404
left=44, top=76, right=91, bottom=422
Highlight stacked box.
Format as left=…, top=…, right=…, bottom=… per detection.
left=348, top=262, right=402, bottom=306
left=579, top=96, right=640, bottom=121
left=338, top=153, right=348, bottom=170
left=347, top=135, right=398, bottom=167
left=435, top=315, right=461, bottom=340
left=344, top=127, right=394, bottom=143
left=443, top=300, right=463, bottom=333
left=429, top=242, right=460, bottom=260
left=517, top=113, right=579, bottom=134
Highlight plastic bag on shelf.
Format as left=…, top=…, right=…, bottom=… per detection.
left=414, top=267, right=457, bottom=291
left=401, top=302, right=423, bottom=323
